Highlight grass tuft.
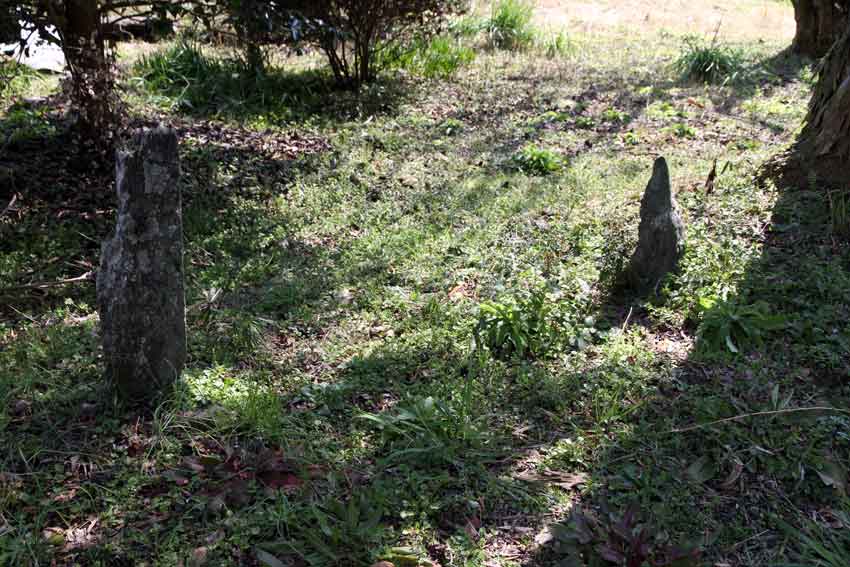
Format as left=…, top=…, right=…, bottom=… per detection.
left=378, top=35, right=476, bottom=79
left=674, top=35, right=745, bottom=84
left=487, top=0, right=537, bottom=51
left=131, top=41, right=323, bottom=118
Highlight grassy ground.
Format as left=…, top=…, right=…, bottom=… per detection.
left=2, top=2, right=850, bottom=566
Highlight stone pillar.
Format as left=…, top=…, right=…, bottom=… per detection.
left=628, top=157, right=685, bottom=295
left=97, top=126, right=186, bottom=400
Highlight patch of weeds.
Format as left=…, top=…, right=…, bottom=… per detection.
left=189, top=307, right=269, bottom=364
left=473, top=281, right=596, bottom=361
left=259, top=491, right=388, bottom=567
left=575, top=115, right=596, bottom=129
left=695, top=295, right=786, bottom=358
left=623, top=131, right=640, bottom=145
left=359, top=396, right=491, bottom=469
left=0, top=104, right=57, bottom=146
left=132, top=41, right=323, bottom=117
left=533, top=110, right=571, bottom=125
left=735, top=138, right=761, bottom=151
left=669, top=122, right=696, bottom=138
left=601, top=108, right=630, bottom=124
left=474, top=285, right=555, bottom=360
left=778, top=501, right=850, bottom=567
left=547, top=502, right=702, bottom=566
left=380, top=35, right=476, bottom=79
left=539, top=30, right=575, bottom=58
left=440, top=117, right=465, bottom=136
left=449, top=14, right=487, bottom=39
left=741, top=91, right=805, bottom=124
left=659, top=225, right=758, bottom=325
left=646, top=101, right=688, bottom=121
left=486, top=0, right=536, bottom=51
left=674, top=35, right=745, bottom=85
left=513, top=144, right=564, bottom=175
left=0, top=60, right=37, bottom=99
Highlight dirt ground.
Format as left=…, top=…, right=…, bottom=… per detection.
left=531, top=0, right=795, bottom=42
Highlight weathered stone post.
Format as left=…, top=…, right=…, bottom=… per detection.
left=628, top=157, right=685, bottom=294
left=97, top=126, right=186, bottom=400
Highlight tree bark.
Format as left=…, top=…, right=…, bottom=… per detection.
left=98, top=126, right=186, bottom=401
left=793, top=24, right=850, bottom=185
left=792, top=0, right=850, bottom=58
left=0, top=4, right=18, bottom=43
left=47, top=0, right=120, bottom=147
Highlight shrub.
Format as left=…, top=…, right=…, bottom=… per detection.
left=674, top=35, right=744, bottom=84
left=215, top=0, right=300, bottom=72
left=295, top=0, right=466, bottom=88
left=487, top=0, right=536, bottom=50
left=514, top=144, right=563, bottom=174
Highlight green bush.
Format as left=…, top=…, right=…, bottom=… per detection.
left=487, top=0, right=536, bottom=51
left=674, top=35, right=744, bottom=84
left=297, top=0, right=466, bottom=88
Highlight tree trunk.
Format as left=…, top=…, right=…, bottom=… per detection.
left=0, top=4, right=18, bottom=43
left=793, top=24, right=850, bottom=185
left=50, top=0, right=120, bottom=148
left=792, top=0, right=850, bottom=58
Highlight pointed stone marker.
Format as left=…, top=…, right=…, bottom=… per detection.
left=628, top=157, right=685, bottom=294
left=97, top=126, right=186, bottom=400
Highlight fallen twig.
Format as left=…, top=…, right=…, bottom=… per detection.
left=670, top=406, right=848, bottom=433
left=0, top=271, right=94, bottom=293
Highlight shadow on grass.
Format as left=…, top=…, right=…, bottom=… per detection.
left=707, top=45, right=815, bottom=115
left=130, top=43, right=417, bottom=126
left=527, top=163, right=850, bottom=566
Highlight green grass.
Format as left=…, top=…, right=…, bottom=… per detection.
left=2, top=6, right=848, bottom=566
